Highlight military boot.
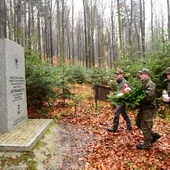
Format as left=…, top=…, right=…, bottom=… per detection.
left=152, top=133, right=161, bottom=143
left=136, top=144, right=151, bottom=150
left=107, top=126, right=117, bottom=133
left=126, top=125, right=132, bottom=131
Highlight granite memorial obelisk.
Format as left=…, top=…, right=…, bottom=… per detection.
left=0, top=39, right=28, bottom=133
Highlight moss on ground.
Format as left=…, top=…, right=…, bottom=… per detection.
left=0, top=151, right=37, bottom=169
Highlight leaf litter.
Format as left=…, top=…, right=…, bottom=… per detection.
left=26, top=84, right=170, bottom=169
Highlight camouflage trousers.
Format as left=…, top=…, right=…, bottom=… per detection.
left=112, top=105, right=132, bottom=130
left=136, top=109, right=155, bottom=147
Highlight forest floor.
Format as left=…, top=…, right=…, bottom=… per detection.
left=0, top=84, right=170, bottom=170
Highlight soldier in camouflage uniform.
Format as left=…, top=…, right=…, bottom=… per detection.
left=163, top=67, right=170, bottom=103
left=107, top=70, right=132, bottom=133
left=136, top=68, right=161, bottom=150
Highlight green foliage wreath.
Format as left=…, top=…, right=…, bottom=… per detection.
left=108, top=86, right=147, bottom=109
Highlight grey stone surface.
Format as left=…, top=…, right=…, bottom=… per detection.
left=0, top=119, right=53, bottom=151
left=0, top=39, right=28, bottom=133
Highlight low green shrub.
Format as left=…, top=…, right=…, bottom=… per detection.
left=26, top=55, right=57, bottom=110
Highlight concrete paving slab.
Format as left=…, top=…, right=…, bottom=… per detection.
left=0, top=119, right=53, bottom=151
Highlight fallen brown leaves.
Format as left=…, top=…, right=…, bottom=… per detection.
left=29, top=84, right=170, bottom=170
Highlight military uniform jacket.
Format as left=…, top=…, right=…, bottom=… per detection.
left=167, top=80, right=170, bottom=97
left=117, top=77, right=127, bottom=87
left=116, top=77, right=128, bottom=91
left=139, top=78, right=156, bottom=110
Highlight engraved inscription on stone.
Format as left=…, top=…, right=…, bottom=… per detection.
left=9, top=76, right=25, bottom=102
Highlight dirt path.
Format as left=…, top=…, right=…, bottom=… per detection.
left=0, top=122, right=93, bottom=170
left=59, top=122, right=93, bottom=170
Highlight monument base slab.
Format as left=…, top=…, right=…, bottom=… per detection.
left=0, top=119, right=53, bottom=151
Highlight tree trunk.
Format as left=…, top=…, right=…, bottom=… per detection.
left=151, top=0, right=153, bottom=46
left=0, top=0, right=6, bottom=38
left=23, top=1, right=27, bottom=48
left=167, top=0, right=170, bottom=40
left=61, top=0, right=65, bottom=64
left=49, top=0, right=53, bottom=65
left=16, top=0, right=21, bottom=44
left=140, top=0, right=145, bottom=57
left=37, top=0, right=41, bottom=59
left=28, top=0, right=31, bottom=52
left=9, top=0, right=13, bottom=40
left=129, top=0, right=133, bottom=47
left=83, top=0, right=88, bottom=67
left=56, top=0, right=60, bottom=60
left=72, top=0, right=75, bottom=64
left=117, top=0, right=123, bottom=58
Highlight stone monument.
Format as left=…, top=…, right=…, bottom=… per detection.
left=0, top=39, right=53, bottom=152
left=0, top=39, right=28, bottom=133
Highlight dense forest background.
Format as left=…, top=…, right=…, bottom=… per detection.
left=0, top=0, right=170, bottom=67
left=0, top=0, right=170, bottom=110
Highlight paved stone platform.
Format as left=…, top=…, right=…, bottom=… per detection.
left=0, top=119, right=53, bottom=152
